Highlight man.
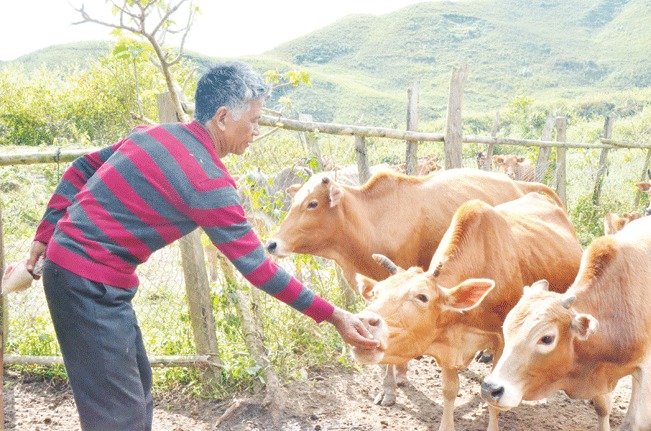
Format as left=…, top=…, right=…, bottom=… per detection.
left=26, top=61, right=378, bottom=431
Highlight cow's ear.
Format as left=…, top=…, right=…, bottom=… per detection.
left=523, top=279, right=549, bottom=296
left=603, top=213, right=618, bottom=235
left=571, top=313, right=599, bottom=340
left=516, top=156, right=526, bottom=163
left=636, top=182, right=651, bottom=192
left=286, top=184, right=302, bottom=198
left=441, top=278, right=495, bottom=312
left=329, top=184, right=344, bottom=207
left=356, top=274, right=377, bottom=302
left=494, top=156, right=504, bottom=164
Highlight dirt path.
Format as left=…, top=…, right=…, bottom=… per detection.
left=3, top=357, right=631, bottom=430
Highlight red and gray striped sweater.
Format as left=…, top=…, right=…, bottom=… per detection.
left=34, top=121, right=334, bottom=322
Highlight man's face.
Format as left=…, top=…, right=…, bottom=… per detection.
left=221, top=100, right=263, bottom=156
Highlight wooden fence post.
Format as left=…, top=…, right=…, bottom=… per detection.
left=555, top=117, right=568, bottom=207
left=536, top=114, right=555, bottom=182
left=634, top=149, right=651, bottom=209
left=592, top=116, right=614, bottom=205
left=355, top=136, right=371, bottom=185
left=0, top=200, right=5, bottom=430
left=444, top=64, right=467, bottom=169
left=299, top=114, right=324, bottom=171
left=157, top=92, right=221, bottom=378
left=405, top=81, right=419, bottom=175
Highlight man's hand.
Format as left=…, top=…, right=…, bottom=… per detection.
left=26, top=241, right=47, bottom=279
left=326, top=307, right=380, bottom=350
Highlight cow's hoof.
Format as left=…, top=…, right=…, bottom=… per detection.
left=475, top=350, right=494, bottom=364
left=373, top=390, right=396, bottom=406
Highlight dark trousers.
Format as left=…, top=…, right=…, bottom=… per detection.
left=43, top=260, right=153, bottom=431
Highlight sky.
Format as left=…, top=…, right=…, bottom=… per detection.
left=0, top=0, right=427, bottom=62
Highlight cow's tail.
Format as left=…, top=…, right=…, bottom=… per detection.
left=521, top=182, right=565, bottom=209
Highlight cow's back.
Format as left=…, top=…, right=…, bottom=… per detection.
left=418, top=168, right=560, bottom=219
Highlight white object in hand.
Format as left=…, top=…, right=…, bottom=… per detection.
left=2, top=259, right=38, bottom=295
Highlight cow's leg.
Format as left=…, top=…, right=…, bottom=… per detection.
left=619, top=365, right=651, bottom=430
left=486, top=405, right=500, bottom=431
left=439, top=367, right=459, bottom=431
left=395, top=361, right=409, bottom=386
left=374, top=365, right=398, bottom=406
left=591, top=392, right=612, bottom=431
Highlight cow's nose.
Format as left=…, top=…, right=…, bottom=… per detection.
left=266, top=240, right=277, bottom=254
left=480, top=379, right=504, bottom=402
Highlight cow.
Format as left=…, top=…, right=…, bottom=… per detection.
left=266, top=168, right=564, bottom=291
left=493, top=154, right=535, bottom=182
left=393, top=156, right=442, bottom=176
left=603, top=211, right=642, bottom=235
left=480, top=215, right=651, bottom=431
left=351, top=192, right=583, bottom=431
left=265, top=168, right=565, bottom=406
left=636, top=177, right=651, bottom=216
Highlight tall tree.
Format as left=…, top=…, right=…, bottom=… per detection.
left=74, top=0, right=198, bottom=121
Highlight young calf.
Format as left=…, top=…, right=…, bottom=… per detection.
left=351, top=192, right=582, bottom=431
left=493, top=154, right=535, bottom=182
left=481, top=215, right=651, bottom=431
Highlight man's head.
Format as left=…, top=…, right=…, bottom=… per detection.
left=195, top=62, right=271, bottom=156
left=194, top=62, right=271, bottom=124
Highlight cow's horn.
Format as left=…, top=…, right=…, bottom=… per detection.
left=561, top=294, right=576, bottom=309
left=372, top=254, right=399, bottom=275
left=432, top=261, right=443, bottom=277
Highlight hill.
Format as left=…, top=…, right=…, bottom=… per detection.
left=4, top=0, right=651, bottom=125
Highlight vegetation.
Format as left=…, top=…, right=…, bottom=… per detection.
left=1, top=0, right=650, bottom=399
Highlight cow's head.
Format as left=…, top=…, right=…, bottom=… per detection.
left=494, top=154, right=527, bottom=179
left=351, top=254, right=494, bottom=365
left=604, top=211, right=642, bottom=235
left=480, top=280, right=598, bottom=410
left=636, top=181, right=651, bottom=216
left=265, top=173, right=345, bottom=258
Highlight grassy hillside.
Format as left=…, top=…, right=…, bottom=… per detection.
left=4, top=0, right=651, bottom=126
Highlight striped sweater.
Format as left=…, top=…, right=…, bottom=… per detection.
left=34, top=121, right=335, bottom=323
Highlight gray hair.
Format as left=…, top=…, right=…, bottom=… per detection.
left=194, top=61, right=271, bottom=124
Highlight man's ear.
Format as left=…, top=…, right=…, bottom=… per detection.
left=214, top=106, right=229, bottom=129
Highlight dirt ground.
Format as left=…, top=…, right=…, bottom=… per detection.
left=3, top=356, right=631, bottom=431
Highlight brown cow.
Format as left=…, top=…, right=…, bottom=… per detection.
left=603, top=211, right=642, bottom=235
left=351, top=192, right=582, bottom=431
left=636, top=179, right=651, bottom=216
left=266, top=168, right=563, bottom=290
left=480, top=215, right=651, bottom=431
left=493, top=154, right=535, bottom=182
left=265, top=168, right=565, bottom=406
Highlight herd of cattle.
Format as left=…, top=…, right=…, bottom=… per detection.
left=253, top=157, right=651, bottom=431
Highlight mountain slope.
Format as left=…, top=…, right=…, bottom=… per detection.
left=3, top=0, right=650, bottom=125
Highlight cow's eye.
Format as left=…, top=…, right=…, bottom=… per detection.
left=539, top=335, right=554, bottom=345
left=307, top=200, right=318, bottom=209
left=415, top=294, right=428, bottom=303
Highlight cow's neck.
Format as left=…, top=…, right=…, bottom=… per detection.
left=330, top=187, right=428, bottom=286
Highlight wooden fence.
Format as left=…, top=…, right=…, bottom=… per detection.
left=1, top=64, right=650, bottom=375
